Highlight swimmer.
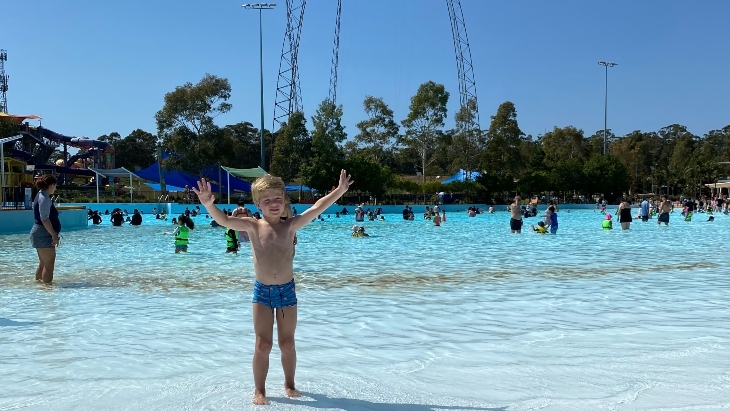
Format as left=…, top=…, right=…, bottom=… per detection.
left=173, top=214, right=195, bottom=253
left=657, top=195, right=671, bottom=226
left=602, top=214, right=613, bottom=229
left=433, top=212, right=441, bottom=226
left=532, top=221, right=548, bottom=233
left=358, top=226, right=369, bottom=237
left=232, top=200, right=252, bottom=242
left=510, top=196, right=523, bottom=233
left=225, top=228, right=239, bottom=254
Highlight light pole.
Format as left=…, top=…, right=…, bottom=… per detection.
left=242, top=3, right=276, bottom=171
left=598, top=61, right=617, bottom=155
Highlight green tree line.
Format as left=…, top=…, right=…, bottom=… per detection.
left=86, top=74, right=730, bottom=204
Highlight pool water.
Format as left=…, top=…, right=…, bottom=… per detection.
left=1, top=210, right=729, bottom=410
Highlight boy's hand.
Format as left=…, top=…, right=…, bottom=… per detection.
left=336, top=169, right=353, bottom=193
left=192, top=178, right=216, bottom=206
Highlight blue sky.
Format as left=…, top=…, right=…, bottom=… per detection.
left=2, top=0, right=729, bottom=147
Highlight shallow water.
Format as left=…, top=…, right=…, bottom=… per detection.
left=1, top=210, right=729, bottom=410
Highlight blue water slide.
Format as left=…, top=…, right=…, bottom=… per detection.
left=33, top=126, right=109, bottom=150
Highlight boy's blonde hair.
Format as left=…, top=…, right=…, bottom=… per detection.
left=251, top=174, right=286, bottom=203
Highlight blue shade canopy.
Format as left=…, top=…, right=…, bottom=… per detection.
left=285, top=185, right=314, bottom=192
left=145, top=183, right=187, bottom=192
left=441, top=169, right=482, bottom=184
left=134, top=160, right=253, bottom=192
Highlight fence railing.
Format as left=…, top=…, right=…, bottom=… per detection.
left=1, top=186, right=33, bottom=210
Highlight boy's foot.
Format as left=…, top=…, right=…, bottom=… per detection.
left=285, top=385, right=301, bottom=398
left=252, top=390, right=269, bottom=405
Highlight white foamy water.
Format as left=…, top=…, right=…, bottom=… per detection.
left=1, top=210, right=729, bottom=410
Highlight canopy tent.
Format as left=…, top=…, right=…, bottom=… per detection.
left=441, top=169, right=482, bottom=184
left=89, top=167, right=140, bottom=204
left=220, top=166, right=264, bottom=204
left=285, top=185, right=313, bottom=192
left=145, top=183, right=187, bottom=192
left=221, top=166, right=268, bottom=179
left=705, top=182, right=730, bottom=189
left=135, top=160, right=235, bottom=195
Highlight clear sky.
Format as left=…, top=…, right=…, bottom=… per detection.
left=1, top=0, right=729, bottom=146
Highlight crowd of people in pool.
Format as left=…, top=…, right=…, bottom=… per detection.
left=80, top=192, right=728, bottom=255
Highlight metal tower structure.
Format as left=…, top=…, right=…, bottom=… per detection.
left=0, top=49, right=8, bottom=113
left=327, top=0, right=342, bottom=105
left=272, top=0, right=306, bottom=130
left=446, top=0, right=480, bottom=129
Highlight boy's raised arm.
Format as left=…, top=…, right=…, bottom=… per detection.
left=193, top=178, right=253, bottom=231
left=290, top=170, right=352, bottom=231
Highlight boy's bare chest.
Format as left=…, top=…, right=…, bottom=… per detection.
left=258, top=225, right=292, bottom=249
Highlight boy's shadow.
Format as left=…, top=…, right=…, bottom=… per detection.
left=275, top=392, right=506, bottom=411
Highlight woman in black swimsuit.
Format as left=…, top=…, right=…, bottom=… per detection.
left=618, top=198, right=632, bottom=230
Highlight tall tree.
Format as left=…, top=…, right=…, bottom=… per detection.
left=481, top=101, right=525, bottom=177
left=221, top=121, right=260, bottom=168
left=582, top=154, right=629, bottom=202
left=155, top=73, right=232, bottom=175
left=97, top=132, right=122, bottom=145
left=610, top=130, right=656, bottom=193
left=449, top=98, right=482, bottom=176
left=114, top=129, right=158, bottom=170
left=343, top=154, right=393, bottom=198
left=550, top=159, right=585, bottom=194
left=401, top=81, right=449, bottom=183
left=699, top=126, right=730, bottom=164
left=667, top=130, right=698, bottom=191
left=300, top=100, right=346, bottom=193
left=353, top=96, right=399, bottom=164
left=270, top=111, right=307, bottom=183
left=540, top=126, right=587, bottom=167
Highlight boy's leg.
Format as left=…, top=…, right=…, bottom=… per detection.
left=276, top=306, right=300, bottom=397
left=252, top=303, right=275, bottom=405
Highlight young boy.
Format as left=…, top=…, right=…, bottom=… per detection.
left=193, top=170, right=353, bottom=405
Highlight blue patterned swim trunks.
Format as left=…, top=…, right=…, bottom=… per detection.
left=252, top=278, right=297, bottom=309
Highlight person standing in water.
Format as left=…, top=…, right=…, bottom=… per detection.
left=433, top=211, right=441, bottom=226
left=657, top=195, right=671, bottom=226
left=510, top=196, right=523, bottom=233
left=30, top=174, right=61, bottom=283
left=193, top=170, right=353, bottom=405
left=640, top=197, right=650, bottom=222
left=618, top=197, right=633, bottom=230
left=232, top=200, right=252, bottom=242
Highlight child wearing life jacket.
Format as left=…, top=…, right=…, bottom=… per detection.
left=532, top=221, right=548, bottom=233
left=226, top=228, right=240, bottom=254
left=173, top=214, right=195, bottom=253
left=602, top=214, right=613, bottom=230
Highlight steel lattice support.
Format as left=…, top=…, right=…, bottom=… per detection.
left=327, top=0, right=342, bottom=105
left=273, top=0, right=306, bottom=130
left=446, top=0, right=480, bottom=129
left=0, top=50, right=8, bottom=113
